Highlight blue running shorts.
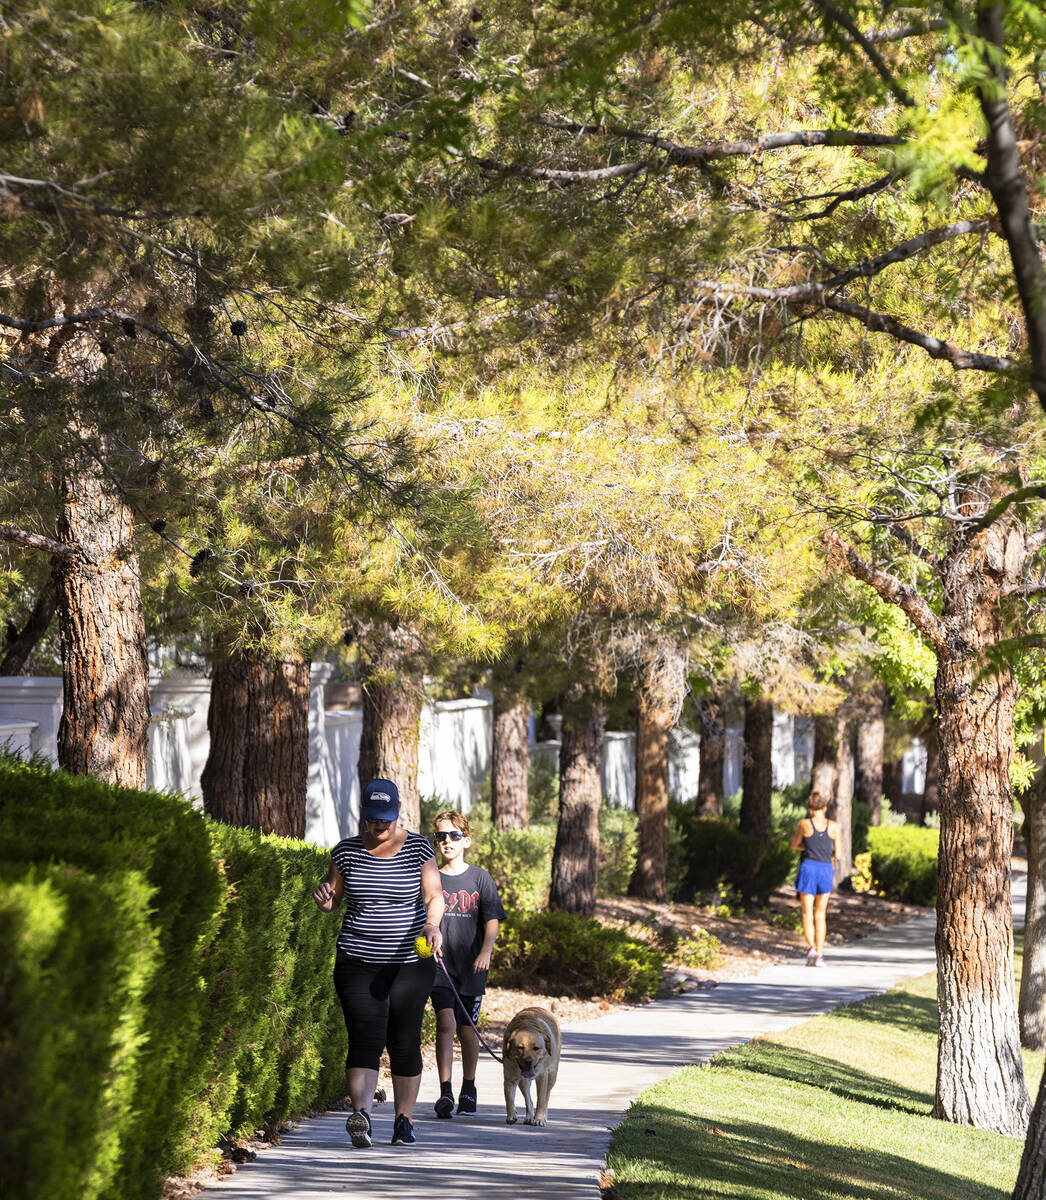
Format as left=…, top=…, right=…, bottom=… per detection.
left=796, top=860, right=835, bottom=895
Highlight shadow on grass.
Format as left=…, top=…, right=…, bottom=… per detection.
left=726, top=1043, right=932, bottom=1115
left=829, top=989, right=938, bottom=1038
left=610, top=1110, right=1008, bottom=1200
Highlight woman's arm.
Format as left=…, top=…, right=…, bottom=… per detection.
left=312, top=860, right=344, bottom=912
left=420, top=856, right=446, bottom=956
left=790, top=819, right=808, bottom=851
left=473, top=918, right=499, bottom=973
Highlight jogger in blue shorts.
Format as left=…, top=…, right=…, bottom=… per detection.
left=791, top=791, right=841, bottom=968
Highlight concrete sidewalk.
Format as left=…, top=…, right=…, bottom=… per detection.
left=202, top=898, right=960, bottom=1200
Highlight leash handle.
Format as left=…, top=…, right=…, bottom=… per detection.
left=437, top=957, right=503, bottom=1064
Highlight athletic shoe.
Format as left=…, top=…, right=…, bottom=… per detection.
left=434, top=1095, right=454, bottom=1119
left=814, top=954, right=826, bottom=968
left=345, top=1109, right=372, bottom=1148
left=391, top=1114, right=416, bottom=1145
left=805, top=947, right=817, bottom=966
left=457, top=1091, right=477, bottom=1115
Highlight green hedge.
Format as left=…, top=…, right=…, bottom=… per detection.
left=867, top=825, right=939, bottom=906
left=491, top=908, right=664, bottom=1001
left=675, top=814, right=797, bottom=901
left=0, top=756, right=344, bottom=1200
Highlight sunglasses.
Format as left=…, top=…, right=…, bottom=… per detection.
left=434, top=830, right=464, bottom=842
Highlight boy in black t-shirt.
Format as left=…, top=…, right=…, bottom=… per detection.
left=430, top=809, right=506, bottom=1117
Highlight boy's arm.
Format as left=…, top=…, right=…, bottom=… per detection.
left=473, top=917, right=499, bottom=973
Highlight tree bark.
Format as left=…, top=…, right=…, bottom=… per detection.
left=629, top=637, right=687, bottom=901
left=811, top=712, right=840, bottom=803
left=696, top=694, right=725, bottom=816
left=52, top=451, right=150, bottom=788
left=921, top=733, right=940, bottom=826
left=549, top=689, right=605, bottom=916
left=491, top=665, right=529, bottom=829
left=882, top=755, right=904, bottom=807
left=1014, top=1067, right=1046, bottom=1200
left=739, top=695, right=773, bottom=844
left=201, top=650, right=310, bottom=836
left=1020, top=737, right=1046, bottom=1051
left=356, top=621, right=426, bottom=832
left=930, top=535, right=1029, bottom=1135
left=0, top=584, right=56, bottom=675
left=833, top=712, right=853, bottom=882
left=854, top=694, right=885, bottom=826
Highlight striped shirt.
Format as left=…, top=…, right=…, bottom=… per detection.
left=331, top=831, right=435, bottom=963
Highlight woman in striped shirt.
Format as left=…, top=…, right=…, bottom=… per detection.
left=313, top=778, right=445, bottom=1148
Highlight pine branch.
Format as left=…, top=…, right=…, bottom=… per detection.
left=534, top=121, right=902, bottom=166
left=0, top=524, right=75, bottom=559
left=809, top=0, right=915, bottom=106
left=0, top=585, right=56, bottom=674
left=965, top=485, right=1046, bottom=534
left=974, top=3, right=1046, bottom=410
left=824, top=530, right=946, bottom=652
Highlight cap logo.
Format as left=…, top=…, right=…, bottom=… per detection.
left=370, top=792, right=391, bottom=802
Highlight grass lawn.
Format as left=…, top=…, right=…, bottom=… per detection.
left=606, top=968, right=1044, bottom=1200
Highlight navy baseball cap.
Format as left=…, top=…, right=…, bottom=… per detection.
left=360, top=778, right=400, bottom=822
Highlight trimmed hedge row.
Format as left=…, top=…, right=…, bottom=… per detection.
left=0, top=757, right=344, bottom=1200
left=867, top=825, right=939, bottom=906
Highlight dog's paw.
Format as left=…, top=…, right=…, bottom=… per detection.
left=505, top=1115, right=518, bottom=1125
left=527, top=1116, right=548, bottom=1127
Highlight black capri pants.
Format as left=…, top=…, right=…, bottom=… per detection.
left=333, top=952, right=436, bottom=1076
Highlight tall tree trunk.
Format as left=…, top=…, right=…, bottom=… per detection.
left=739, top=695, right=773, bottom=844
left=1020, top=737, right=1046, bottom=1051
left=833, top=712, right=853, bottom=883
left=811, top=712, right=839, bottom=802
left=1014, top=1069, right=1046, bottom=1200
left=0, top=584, right=56, bottom=676
left=549, top=688, right=605, bottom=916
left=921, top=732, right=940, bottom=826
left=696, top=694, right=725, bottom=816
left=52, top=453, right=150, bottom=788
left=882, top=756, right=904, bottom=807
left=629, top=637, right=687, bottom=900
left=356, top=621, right=425, bottom=832
left=201, top=650, right=310, bottom=836
left=854, top=692, right=885, bottom=827
left=491, top=663, right=529, bottom=830
left=931, top=541, right=1029, bottom=1136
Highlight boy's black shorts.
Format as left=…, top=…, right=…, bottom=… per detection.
left=431, top=985, right=482, bottom=1026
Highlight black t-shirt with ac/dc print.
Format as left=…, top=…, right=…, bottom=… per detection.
left=438, top=862, right=506, bottom=996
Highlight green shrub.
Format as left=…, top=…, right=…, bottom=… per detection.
left=597, top=805, right=639, bottom=897
left=673, top=928, right=721, bottom=968
left=0, top=755, right=345, bottom=1200
left=676, top=815, right=797, bottom=900
left=491, top=909, right=664, bottom=1001
left=868, top=825, right=939, bottom=906
left=469, top=822, right=555, bottom=912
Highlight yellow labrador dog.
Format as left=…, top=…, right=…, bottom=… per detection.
left=502, top=1006, right=561, bottom=1126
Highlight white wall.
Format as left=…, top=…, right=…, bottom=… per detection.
left=1, top=670, right=908, bottom=846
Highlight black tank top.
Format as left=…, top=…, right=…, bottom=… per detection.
left=802, top=820, right=834, bottom=863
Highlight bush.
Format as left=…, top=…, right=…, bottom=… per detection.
left=597, top=805, right=639, bottom=897
left=0, top=756, right=345, bottom=1200
left=470, top=823, right=555, bottom=912
left=676, top=815, right=797, bottom=901
left=867, top=825, right=939, bottom=906
left=491, top=909, right=664, bottom=1001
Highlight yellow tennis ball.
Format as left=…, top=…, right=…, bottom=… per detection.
left=415, top=934, right=434, bottom=959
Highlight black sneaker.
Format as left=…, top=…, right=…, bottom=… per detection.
left=456, top=1091, right=477, bottom=1115
left=391, top=1114, right=416, bottom=1145
left=345, top=1109, right=372, bottom=1148
left=434, top=1094, right=454, bottom=1119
